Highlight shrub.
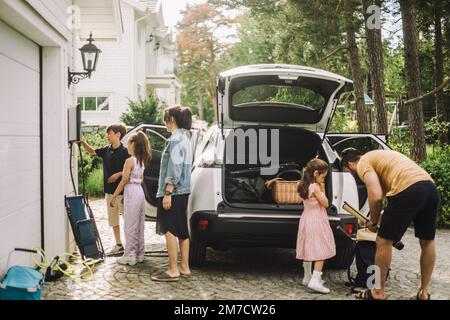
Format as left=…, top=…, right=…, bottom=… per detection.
left=388, top=126, right=411, bottom=155
left=424, top=116, right=450, bottom=145
left=420, top=145, right=450, bottom=228
left=84, top=167, right=104, bottom=196
left=120, top=94, right=164, bottom=126
left=78, top=129, right=107, bottom=195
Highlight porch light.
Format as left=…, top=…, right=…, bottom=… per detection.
left=68, top=32, right=101, bottom=87
left=147, top=33, right=154, bottom=43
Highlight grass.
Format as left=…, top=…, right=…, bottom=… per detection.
left=81, top=167, right=104, bottom=197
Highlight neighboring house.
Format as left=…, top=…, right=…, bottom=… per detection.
left=0, top=0, right=78, bottom=273
left=75, top=0, right=181, bottom=126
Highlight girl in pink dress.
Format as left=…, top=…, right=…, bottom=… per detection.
left=296, top=159, right=336, bottom=294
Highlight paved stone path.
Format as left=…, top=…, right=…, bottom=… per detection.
left=42, top=199, right=450, bottom=300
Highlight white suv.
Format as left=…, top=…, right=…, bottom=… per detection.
left=186, top=64, right=390, bottom=269
left=125, top=64, right=390, bottom=269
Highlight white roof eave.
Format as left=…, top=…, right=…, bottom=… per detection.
left=122, top=0, right=147, bottom=13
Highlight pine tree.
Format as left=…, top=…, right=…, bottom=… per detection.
left=400, top=0, right=427, bottom=162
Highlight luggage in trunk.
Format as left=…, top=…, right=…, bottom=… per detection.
left=224, top=127, right=326, bottom=206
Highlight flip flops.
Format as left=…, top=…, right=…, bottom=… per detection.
left=151, top=271, right=180, bottom=282
left=416, top=290, right=431, bottom=300
left=355, top=289, right=386, bottom=300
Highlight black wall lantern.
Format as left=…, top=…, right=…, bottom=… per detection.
left=68, top=33, right=101, bottom=87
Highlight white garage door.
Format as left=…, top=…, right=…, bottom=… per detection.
left=0, top=20, right=41, bottom=271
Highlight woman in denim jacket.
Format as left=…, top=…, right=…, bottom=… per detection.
left=152, top=105, right=193, bottom=282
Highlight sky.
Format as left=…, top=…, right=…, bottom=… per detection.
left=161, top=0, right=241, bottom=43
left=162, top=0, right=207, bottom=29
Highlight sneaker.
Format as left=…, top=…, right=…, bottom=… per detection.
left=117, top=255, right=137, bottom=266
left=137, top=255, right=145, bottom=263
left=107, top=244, right=124, bottom=256
left=307, top=277, right=330, bottom=294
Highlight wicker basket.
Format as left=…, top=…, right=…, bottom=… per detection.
left=265, top=178, right=301, bottom=204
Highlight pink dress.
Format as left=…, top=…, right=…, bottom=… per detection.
left=296, top=183, right=336, bottom=261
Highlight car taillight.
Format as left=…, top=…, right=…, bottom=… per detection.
left=198, top=220, right=209, bottom=232
left=344, top=223, right=354, bottom=235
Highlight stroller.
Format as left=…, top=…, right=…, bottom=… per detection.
left=65, top=195, right=105, bottom=262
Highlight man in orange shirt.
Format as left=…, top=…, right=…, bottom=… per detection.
left=341, top=148, right=439, bottom=300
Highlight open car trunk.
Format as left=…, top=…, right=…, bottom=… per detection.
left=223, top=127, right=332, bottom=209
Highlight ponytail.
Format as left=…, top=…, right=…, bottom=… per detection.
left=164, top=105, right=192, bottom=130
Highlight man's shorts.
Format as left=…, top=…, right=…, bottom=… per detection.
left=105, top=193, right=123, bottom=227
left=379, top=180, right=440, bottom=242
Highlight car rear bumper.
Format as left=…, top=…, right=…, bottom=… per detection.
left=190, top=209, right=357, bottom=249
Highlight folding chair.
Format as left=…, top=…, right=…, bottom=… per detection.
left=64, top=195, right=105, bottom=262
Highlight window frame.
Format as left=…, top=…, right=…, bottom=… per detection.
left=77, top=94, right=112, bottom=112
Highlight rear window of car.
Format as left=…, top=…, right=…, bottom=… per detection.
left=228, top=75, right=341, bottom=124
left=232, top=84, right=326, bottom=110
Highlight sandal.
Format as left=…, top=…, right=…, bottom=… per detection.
left=151, top=271, right=180, bottom=282
left=355, top=289, right=386, bottom=300
left=180, top=272, right=191, bottom=278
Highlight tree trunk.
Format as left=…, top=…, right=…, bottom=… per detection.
left=363, top=0, right=388, bottom=134
left=400, top=0, right=427, bottom=162
left=345, top=2, right=369, bottom=133
left=434, top=1, right=447, bottom=144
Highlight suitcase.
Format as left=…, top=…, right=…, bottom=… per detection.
left=0, top=249, right=44, bottom=300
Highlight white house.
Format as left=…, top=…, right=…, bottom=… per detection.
left=0, top=0, right=180, bottom=277
left=75, top=0, right=181, bottom=126
left=0, top=0, right=78, bottom=273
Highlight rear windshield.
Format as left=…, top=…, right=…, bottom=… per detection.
left=228, top=75, right=341, bottom=124
left=232, top=84, right=326, bottom=110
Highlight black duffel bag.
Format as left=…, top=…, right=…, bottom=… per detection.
left=226, top=176, right=266, bottom=203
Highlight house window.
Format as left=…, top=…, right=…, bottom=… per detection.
left=77, top=96, right=110, bottom=111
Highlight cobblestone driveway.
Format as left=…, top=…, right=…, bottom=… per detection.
left=42, top=199, right=450, bottom=300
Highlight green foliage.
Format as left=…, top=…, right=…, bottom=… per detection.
left=273, top=87, right=325, bottom=109
left=389, top=117, right=450, bottom=155
left=177, top=3, right=233, bottom=123
left=418, top=36, right=436, bottom=94
left=329, top=105, right=359, bottom=133
left=388, top=126, right=411, bottom=155
left=424, top=116, right=450, bottom=145
left=222, top=1, right=350, bottom=77
left=120, top=95, right=164, bottom=126
left=84, top=167, right=104, bottom=196
left=420, top=145, right=450, bottom=228
left=224, top=12, right=276, bottom=68
left=383, top=44, right=406, bottom=94
left=78, top=129, right=107, bottom=195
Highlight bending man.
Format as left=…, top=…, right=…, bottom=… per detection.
left=341, top=148, right=439, bottom=300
